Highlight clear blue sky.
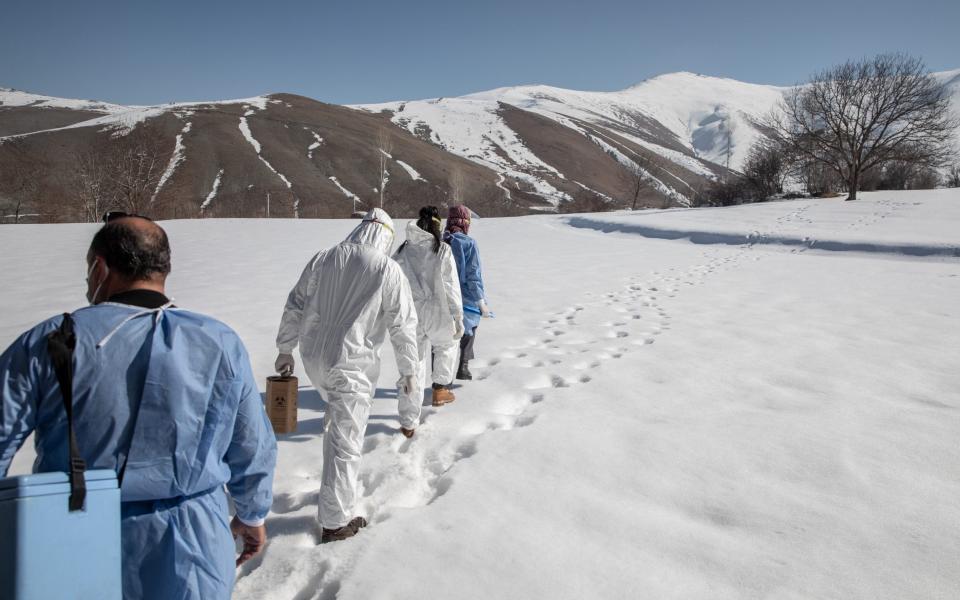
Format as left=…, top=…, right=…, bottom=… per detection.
left=2, top=0, right=958, bottom=105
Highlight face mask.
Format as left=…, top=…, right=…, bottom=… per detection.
left=86, top=259, right=109, bottom=305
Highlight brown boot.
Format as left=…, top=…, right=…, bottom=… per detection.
left=320, top=516, right=367, bottom=544
left=432, top=387, right=456, bottom=407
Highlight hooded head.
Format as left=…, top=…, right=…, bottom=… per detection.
left=446, top=204, right=471, bottom=235
left=345, top=208, right=395, bottom=254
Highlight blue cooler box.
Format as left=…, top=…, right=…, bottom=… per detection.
left=0, top=469, right=122, bottom=600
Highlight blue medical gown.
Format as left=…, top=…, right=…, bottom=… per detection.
left=0, top=303, right=277, bottom=600
left=444, top=232, right=486, bottom=332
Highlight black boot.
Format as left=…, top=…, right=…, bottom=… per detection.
left=456, top=361, right=472, bottom=381
left=321, top=516, right=368, bottom=543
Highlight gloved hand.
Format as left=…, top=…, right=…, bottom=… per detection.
left=274, top=353, right=295, bottom=376
left=397, top=374, right=418, bottom=396
left=453, top=319, right=465, bottom=340
left=479, top=299, right=491, bottom=318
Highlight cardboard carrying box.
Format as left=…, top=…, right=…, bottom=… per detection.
left=265, top=376, right=298, bottom=434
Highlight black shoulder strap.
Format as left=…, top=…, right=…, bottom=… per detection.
left=47, top=313, right=87, bottom=512
left=397, top=241, right=408, bottom=254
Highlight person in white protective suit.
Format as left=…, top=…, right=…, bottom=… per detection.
left=393, top=206, right=464, bottom=408
left=273, top=208, right=419, bottom=543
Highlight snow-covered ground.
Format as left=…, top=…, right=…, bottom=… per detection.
left=2, top=189, right=959, bottom=599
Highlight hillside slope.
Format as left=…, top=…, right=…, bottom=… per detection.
left=2, top=68, right=958, bottom=222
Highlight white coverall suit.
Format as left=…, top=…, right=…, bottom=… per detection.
left=393, top=220, right=464, bottom=395
left=276, top=209, right=419, bottom=529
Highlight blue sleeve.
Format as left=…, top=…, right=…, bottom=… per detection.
left=464, top=240, right=486, bottom=305
left=224, top=341, right=277, bottom=525
left=0, top=327, right=49, bottom=476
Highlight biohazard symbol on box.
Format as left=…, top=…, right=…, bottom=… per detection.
left=265, top=375, right=298, bottom=433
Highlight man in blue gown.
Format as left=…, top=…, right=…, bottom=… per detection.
left=0, top=215, right=277, bottom=599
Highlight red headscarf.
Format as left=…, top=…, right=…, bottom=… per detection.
left=446, top=204, right=471, bottom=235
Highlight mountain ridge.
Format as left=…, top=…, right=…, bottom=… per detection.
left=2, top=69, right=957, bottom=222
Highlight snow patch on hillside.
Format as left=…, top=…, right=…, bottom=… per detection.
left=239, top=116, right=293, bottom=191
left=200, top=169, right=224, bottom=212
left=494, top=173, right=512, bottom=200
left=307, top=131, right=324, bottom=159
left=238, top=117, right=262, bottom=153
left=0, top=94, right=271, bottom=140
left=359, top=96, right=571, bottom=204
left=574, top=180, right=612, bottom=202
left=620, top=72, right=787, bottom=168
left=395, top=159, right=424, bottom=181
left=329, top=176, right=360, bottom=203
left=153, top=121, right=193, bottom=200
left=0, top=88, right=128, bottom=112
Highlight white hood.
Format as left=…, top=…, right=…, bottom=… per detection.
left=345, top=208, right=396, bottom=255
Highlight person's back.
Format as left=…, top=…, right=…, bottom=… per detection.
left=443, top=205, right=488, bottom=380
left=11, top=304, right=271, bottom=500
left=394, top=208, right=464, bottom=407
left=274, top=208, right=419, bottom=542
left=0, top=217, right=276, bottom=600
left=445, top=231, right=483, bottom=307
left=395, top=222, right=460, bottom=341
left=280, top=237, right=414, bottom=394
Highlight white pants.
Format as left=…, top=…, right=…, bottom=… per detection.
left=319, top=390, right=371, bottom=530
left=396, top=334, right=458, bottom=423
left=425, top=335, right=459, bottom=386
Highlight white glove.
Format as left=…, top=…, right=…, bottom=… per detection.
left=479, top=299, right=491, bottom=318
left=275, top=353, right=295, bottom=376
left=453, top=319, right=465, bottom=340
left=397, top=375, right=418, bottom=396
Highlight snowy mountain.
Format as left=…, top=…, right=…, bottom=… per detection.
left=359, top=72, right=787, bottom=206
left=360, top=69, right=960, bottom=207
left=0, top=91, right=515, bottom=221
left=2, top=69, right=958, bottom=222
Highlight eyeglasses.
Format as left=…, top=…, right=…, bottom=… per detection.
left=101, top=211, right=152, bottom=223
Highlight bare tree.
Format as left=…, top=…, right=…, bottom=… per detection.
left=771, top=53, right=957, bottom=200
left=65, top=125, right=166, bottom=221
left=0, top=141, right=44, bottom=223
left=109, top=126, right=166, bottom=215
left=2, top=168, right=41, bottom=224
left=71, top=151, right=115, bottom=222
left=629, top=152, right=667, bottom=209
left=449, top=167, right=465, bottom=205
left=946, top=163, right=960, bottom=188
left=699, top=175, right=748, bottom=207
left=376, top=127, right=393, bottom=208
left=741, top=139, right=789, bottom=201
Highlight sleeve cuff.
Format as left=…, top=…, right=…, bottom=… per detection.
left=237, top=515, right=266, bottom=527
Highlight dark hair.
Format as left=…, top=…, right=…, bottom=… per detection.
left=416, top=206, right=443, bottom=254
left=89, top=219, right=171, bottom=281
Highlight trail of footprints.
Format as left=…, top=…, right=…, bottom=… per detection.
left=847, top=198, right=907, bottom=230
left=265, top=209, right=825, bottom=599
left=344, top=201, right=893, bottom=540
left=269, top=246, right=758, bottom=599
left=372, top=246, right=750, bottom=512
